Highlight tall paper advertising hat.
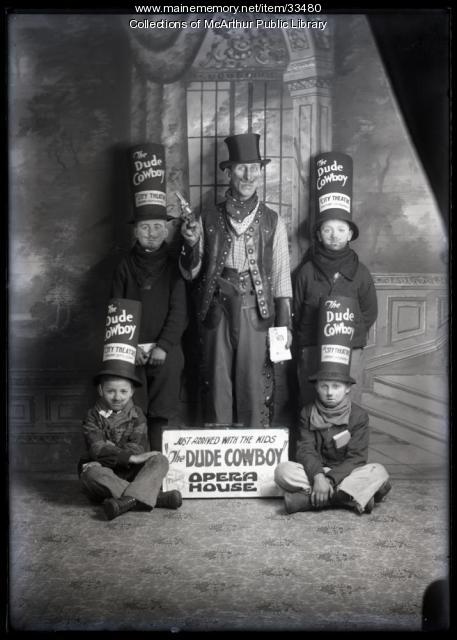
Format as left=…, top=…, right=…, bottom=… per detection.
left=314, top=152, right=359, bottom=240
left=308, top=295, right=357, bottom=384
left=95, top=298, right=142, bottom=386
left=128, top=143, right=169, bottom=223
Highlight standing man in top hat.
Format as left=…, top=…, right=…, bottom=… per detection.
left=111, top=143, right=188, bottom=451
left=179, top=133, right=293, bottom=428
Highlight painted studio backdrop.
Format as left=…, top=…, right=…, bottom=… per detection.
left=9, top=13, right=448, bottom=471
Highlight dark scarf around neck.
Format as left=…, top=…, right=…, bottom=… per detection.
left=127, top=241, right=169, bottom=289
left=310, top=243, right=358, bottom=281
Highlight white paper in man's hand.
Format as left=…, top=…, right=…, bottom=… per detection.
left=138, top=342, right=156, bottom=355
left=268, top=327, right=292, bottom=363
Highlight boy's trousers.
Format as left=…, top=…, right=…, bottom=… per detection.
left=275, top=460, right=389, bottom=510
left=79, top=453, right=169, bottom=508
left=135, top=344, right=185, bottom=422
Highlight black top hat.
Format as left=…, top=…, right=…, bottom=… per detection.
left=308, top=368, right=356, bottom=385
left=219, top=133, right=271, bottom=170
left=128, top=143, right=172, bottom=223
left=308, top=295, right=357, bottom=385
left=94, top=298, right=143, bottom=387
left=313, top=152, right=359, bottom=240
left=94, top=363, right=142, bottom=387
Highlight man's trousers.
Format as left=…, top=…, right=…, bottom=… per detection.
left=134, top=344, right=185, bottom=422
left=200, top=284, right=274, bottom=428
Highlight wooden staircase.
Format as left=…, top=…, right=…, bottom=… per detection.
left=361, top=375, right=449, bottom=458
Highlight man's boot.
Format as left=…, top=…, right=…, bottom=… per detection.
left=284, top=491, right=312, bottom=514
left=155, top=490, right=182, bottom=510
left=103, top=495, right=137, bottom=521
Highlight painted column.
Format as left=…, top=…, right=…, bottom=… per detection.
left=162, top=80, right=189, bottom=219
left=283, top=20, right=334, bottom=270
left=130, top=64, right=146, bottom=142
left=145, top=79, right=163, bottom=142
left=162, top=80, right=190, bottom=249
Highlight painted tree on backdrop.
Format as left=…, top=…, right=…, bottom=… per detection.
left=13, top=16, right=129, bottom=360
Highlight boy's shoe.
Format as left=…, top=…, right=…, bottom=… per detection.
left=352, top=497, right=374, bottom=514
left=155, top=490, right=182, bottom=510
left=103, top=495, right=137, bottom=521
left=331, top=489, right=354, bottom=509
left=332, top=490, right=373, bottom=514
left=284, top=491, right=312, bottom=514
left=374, top=480, right=392, bottom=503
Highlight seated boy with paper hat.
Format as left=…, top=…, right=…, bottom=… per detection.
left=275, top=295, right=391, bottom=515
left=294, top=152, right=378, bottom=406
left=78, top=298, right=182, bottom=520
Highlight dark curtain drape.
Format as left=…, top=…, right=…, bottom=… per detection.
left=367, top=11, right=450, bottom=225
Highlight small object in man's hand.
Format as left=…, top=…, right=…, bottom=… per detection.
left=176, top=190, right=196, bottom=226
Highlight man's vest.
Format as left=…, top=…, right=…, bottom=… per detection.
left=196, top=201, right=278, bottom=322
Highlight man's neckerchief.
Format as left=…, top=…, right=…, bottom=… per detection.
left=225, top=187, right=259, bottom=223
left=308, top=243, right=359, bottom=282
left=225, top=204, right=258, bottom=238
left=310, top=396, right=351, bottom=430
left=126, top=241, right=169, bottom=289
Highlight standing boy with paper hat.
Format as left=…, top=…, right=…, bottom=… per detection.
left=111, top=144, right=188, bottom=451
left=294, top=152, right=377, bottom=405
left=78, top=298, right=182, bottom=520
left=179, top=133, right=293, bottom=428
left=275, top=295, right=391, bottom=515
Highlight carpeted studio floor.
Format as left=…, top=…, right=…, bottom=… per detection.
left=8, top=471, right=448, bottom=632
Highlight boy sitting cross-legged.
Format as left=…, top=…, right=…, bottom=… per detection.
left=78, top=372, right=182, bottom=521
left=274, top=369, right=391, bottom=515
